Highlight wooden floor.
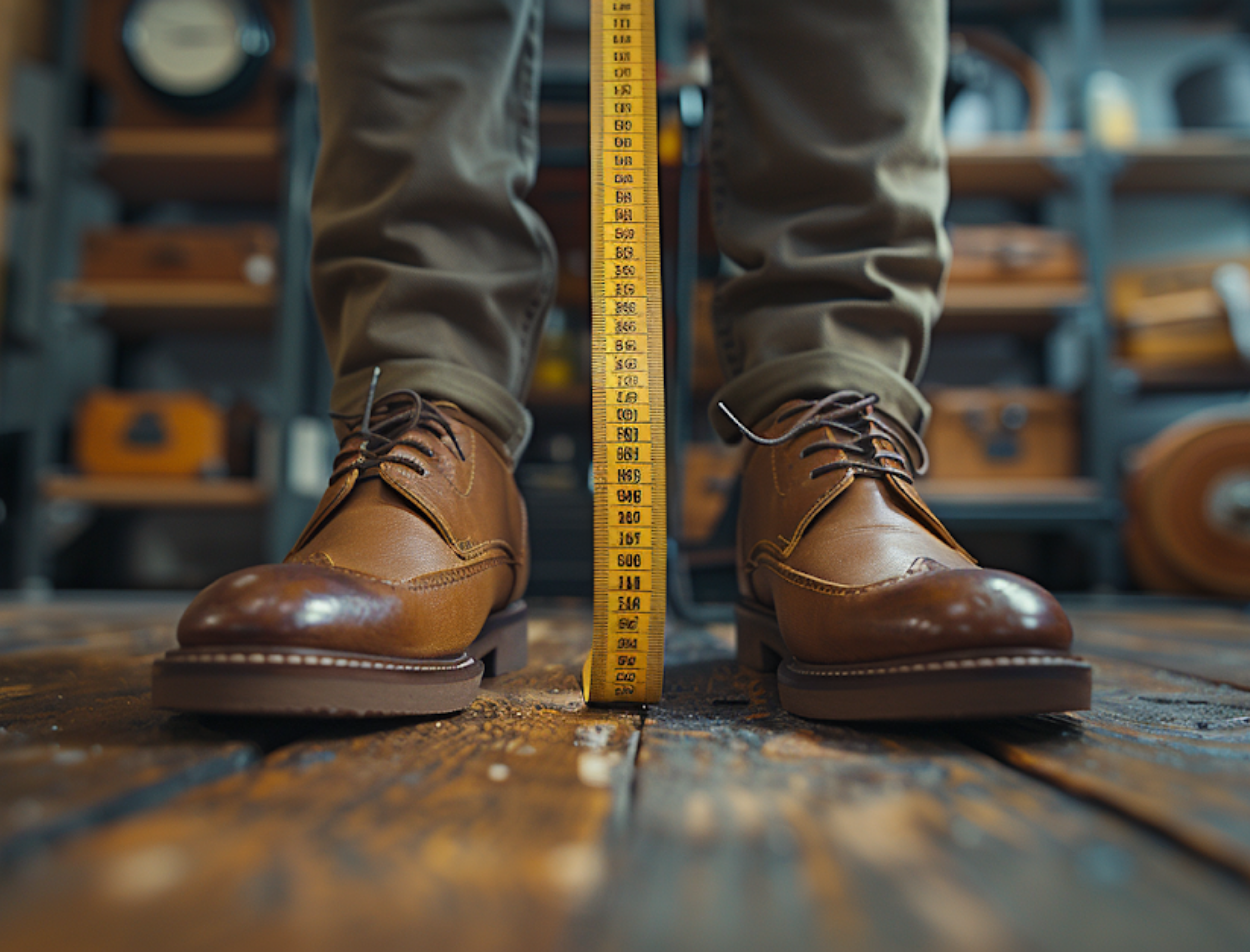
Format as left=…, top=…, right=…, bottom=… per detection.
left=4, top=597, right=1250, bottom=951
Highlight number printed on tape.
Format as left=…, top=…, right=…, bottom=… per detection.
left=583, top=0, right=666, bottom=705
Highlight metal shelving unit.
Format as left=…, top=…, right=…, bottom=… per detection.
left=915, top=0, right=1134, bottom=586
left=930, top=0, right=1250, bottom=585
left=2, top=0, right=323, bottom=588
left=10, top=0, right=1238, bottom=593
left=667, top=0, right=1134, bottom=601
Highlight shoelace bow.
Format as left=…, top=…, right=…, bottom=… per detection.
left=719, top=391, right=929, bottom=482
left=329, top=377, right=465, bottom=479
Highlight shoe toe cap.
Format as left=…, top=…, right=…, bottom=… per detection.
left=770, top=563, right=1073, bottom=664
left=903, top=568, right=1072, bottom=646
left=177, top=564, right=406, bottom=648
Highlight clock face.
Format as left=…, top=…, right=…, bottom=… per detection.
left=122, top=0, right=272, bottom=108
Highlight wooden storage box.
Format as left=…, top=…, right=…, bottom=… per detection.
left=75, top=390, right=227, bottom=478
left=925, top=388, right=1078, bottom=480
left=1111, top=257, right=1250, bottom=367
left=80, top=225, right=279, bottom=286
left=948, top=226, right=1083, bottom=285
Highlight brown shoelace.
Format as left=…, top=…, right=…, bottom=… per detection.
left=719, top=392, right=928, bottom=482
left=330, top=372, right=465, bottom=480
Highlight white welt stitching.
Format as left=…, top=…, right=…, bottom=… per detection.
left=166, top=651, right=476, bottom=673
left=787, top=655, right=1089, bottom=677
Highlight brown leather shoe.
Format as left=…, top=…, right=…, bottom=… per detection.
left=725, top=392, right=1092, bottom=721
left=152, top=391, right=529, bottom=717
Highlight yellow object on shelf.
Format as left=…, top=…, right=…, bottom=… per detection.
left=74, top=390, right=227, bottom=478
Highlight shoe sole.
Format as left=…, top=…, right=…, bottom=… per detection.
left=151, top=601, right=528, bottom=717
left=735, top=600, right=1092, bottom=722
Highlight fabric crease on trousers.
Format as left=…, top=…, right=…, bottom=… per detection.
left=310, top=0, right=950, bottom=460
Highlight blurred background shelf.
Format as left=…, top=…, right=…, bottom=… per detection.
left=920, top=477, right=1116, bottom=524
left=95, top=128, right=283, bottom=205
left=41, top=475, right=270, bottom=508
left=1118, top=137, right=1250, bottom=194
left=1118, top=361, right=1250, bottom=392
left=940, top=281, right=1088, bottom=334
left=920, top=476, right=1101, bottom=500
left=948, top=137, right=1076, bottom=197
left=6, top=0, right=1250, bottom=598
left=948, top=135, right=1250, bottom=198
left=57, top=280, right=276, bottom=334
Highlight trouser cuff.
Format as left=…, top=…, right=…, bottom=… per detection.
left=710, top=350, right=931, bottom=443
left=332, top=359, right=532, bottom=462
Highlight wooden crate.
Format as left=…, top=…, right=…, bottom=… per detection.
left=80, top=224, right=279, bottom=286
left=948, top=225, right=1083, bottom=285
left=925, top=387, right=1078, bottom=480
left=74, top=389, right=227, bottom=478
left=1112, top=256, right=1250, bottom=366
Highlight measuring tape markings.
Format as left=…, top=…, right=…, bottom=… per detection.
left=584, top=0, right=667, bottom=705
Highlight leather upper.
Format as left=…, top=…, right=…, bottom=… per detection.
left=177, top=396, right=527, bottom=658
left=736, top=395, right=1073, bottom=663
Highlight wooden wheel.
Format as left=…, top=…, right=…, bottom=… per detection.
left=1125, top=406, right=1250, bottom=597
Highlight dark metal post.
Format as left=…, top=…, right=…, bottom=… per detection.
left=12, top=0, right=86, bottom=591
left=666, top=84, right=730, bottom=624
left=266, top=0, right=320, bottom=562
left=1063, top=0, right=1124, bottom=588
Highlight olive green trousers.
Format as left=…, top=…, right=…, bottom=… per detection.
left=310, top=0, right=949, bottom=459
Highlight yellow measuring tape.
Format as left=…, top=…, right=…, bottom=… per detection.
left=582, top=0, right=667, bottom=705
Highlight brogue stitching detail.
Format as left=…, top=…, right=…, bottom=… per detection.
left=754, top=555, right=942, bottom=597
left=786, top=655, right=1088, bottom=677
left=445, top=426, right=477, bottom=498
left=273, top=553, right=514, bottom=593
left=287, top=470, right=358, bottom=558
left=889, top=475, right=973, bottom=559
left=380, top=464, right=469, bottom=551
left=455, top=538, right=518, bottom=561
left=766, top=472, right=853, bottom=560
left=403, top=556, right=515, bottom=591
left=770, top=442, right=786, bottom=498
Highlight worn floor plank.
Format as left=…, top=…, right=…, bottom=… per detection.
left=971, top=655, right=1250, bottom=882
left=571, top=626, right=1250, bottom=952
left=6, top=601, right=1250, bottom=952
left=1070, top=604, right=1250, bottom=692
left=0, top=596, right=190, bottom=655
left=0, top=612, right=641, bottom=952
left=0, top=607, right=264, bottom=870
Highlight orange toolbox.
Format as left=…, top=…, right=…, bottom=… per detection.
left=74, top=390, right=228, bottom=478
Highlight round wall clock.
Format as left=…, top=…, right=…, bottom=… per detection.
left=121, top=0, right=274, bottom=114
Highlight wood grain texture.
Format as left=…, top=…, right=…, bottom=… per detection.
left=0, top=612, right=641, bottom=952
left=0, top=606, right=262, bottom=870
left=1071, top=604, right=1250, bottom=691
left=970, top=654, right=1250, bottom=882
left=5, top=603, right=1250, bottom=952
left=0, top=596, right=188, bottom=653
left=571, top=626, right=1250, bottom=952
left=97, top=129, right=283, bottom=204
